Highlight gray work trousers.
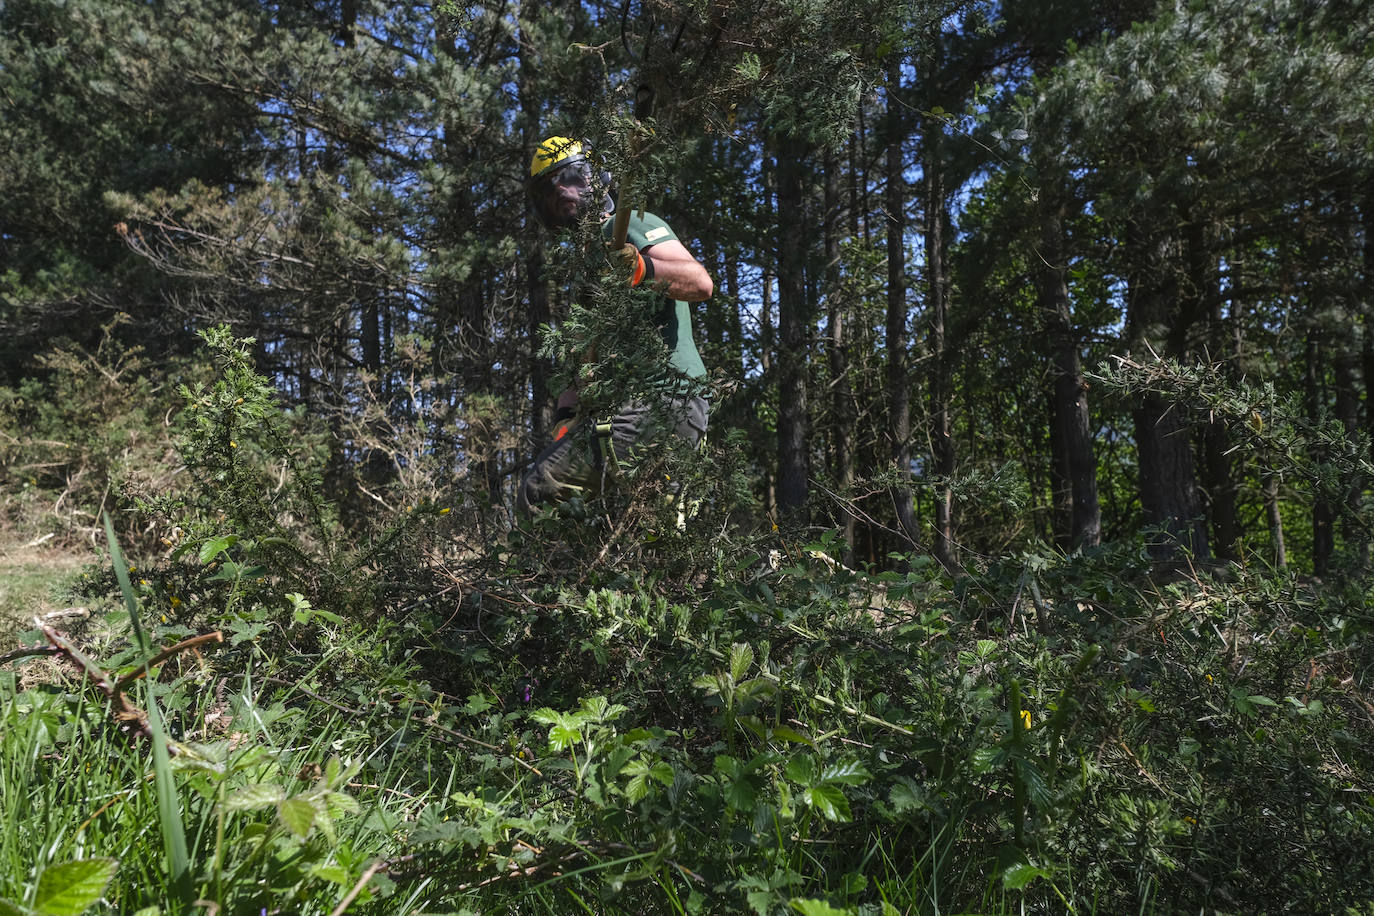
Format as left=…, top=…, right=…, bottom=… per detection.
left=516, top=396, right=708, bottom=515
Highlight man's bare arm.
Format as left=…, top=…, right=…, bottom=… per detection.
left=641, top=239, right=714, bottom=302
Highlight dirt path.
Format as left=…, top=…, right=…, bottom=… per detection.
left=0, top=534, right=91, bottom=641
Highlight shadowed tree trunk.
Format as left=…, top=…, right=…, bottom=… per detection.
left=1188, top=213, right=1238, bottom=559
left=1126, top=222, right=1209, bottom=561
left=924, top=114, right=956, bottom=571
left=1306, top=331, right=1334, bottom=575
left=775, top=136, right=811, bottom=520
left=1038, top=198, right=1101, bottom=551
left=824, top=150, right=856, bottom=563
left=886, top=61, right=920, bottom=558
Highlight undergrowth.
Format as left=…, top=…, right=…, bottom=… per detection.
left=1, top=330, right=1372, bottom=914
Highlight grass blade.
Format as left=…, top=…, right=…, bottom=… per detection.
left=102, top=513, right=192, bottom=902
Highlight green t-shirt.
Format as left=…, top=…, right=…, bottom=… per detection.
left=600, top=210, right=708, bottom=385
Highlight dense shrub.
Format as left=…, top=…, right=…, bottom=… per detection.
left=2, top=331, right=1372, bottom=914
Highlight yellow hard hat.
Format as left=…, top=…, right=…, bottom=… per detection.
left=529, top=136, right=585, bottom=179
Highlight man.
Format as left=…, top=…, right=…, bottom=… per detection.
left=517, top=136, right=714, bottom=515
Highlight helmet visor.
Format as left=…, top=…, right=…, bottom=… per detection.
left=529, top=159, right=603, bottom=229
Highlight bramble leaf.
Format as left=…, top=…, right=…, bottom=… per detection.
left=33, top=858, right=118, bottom=916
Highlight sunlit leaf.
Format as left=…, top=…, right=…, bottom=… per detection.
left=1001, top=862, right=1049, bottom=890
left=223, top=783, right=286, bottom=811
left=730, top=643, right=755, bottom=682
left=278, top=796, right=316, bottom=838
left=789, top=898, right=857, bottom=916
left=819, top=759, right=869, bottom=786
left=33, top=858, right=118, bottom=916
left=803, top=784, right=851, bottom=822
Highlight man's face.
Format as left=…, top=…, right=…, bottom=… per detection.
left=535, top=159, right=594, bottom=229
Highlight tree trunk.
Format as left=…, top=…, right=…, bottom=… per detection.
left=1306, top=332, right=1334, bottom=575
left=886, top=61, right=920, bottom=556
left=824, top=150, right=856, bottom=563
left=775, top=137, right=810, bottom=520
left=924, top=119, right=956, bottom=571
left=1265, top=472, right=1287, bottom=570
left=1126, top=225, right=1209, bottom=561
left=1038, top=199, right=1101, bottom=550
left=1189, top=215, right=1237, bottom=559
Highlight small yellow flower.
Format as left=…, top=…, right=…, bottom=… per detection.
left=1184, top=816, right=1197, bottom=825
left=230, top=440, right=238, bottom=448
left=1020, top=709, right=1032, bottom=730
left=439, top=507, right=451, bottom=515
left=140, top=579, right=150, bottom=587
left=170, top=596, right=183, bottom=608
left=1205, top=674, right=1214, bottom=684
left=128, top=566, right=136, bottom=574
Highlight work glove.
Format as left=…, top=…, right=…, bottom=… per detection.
left=611, top=242, right=654, bottom=287
left=552, top=390, right=578, bottom=441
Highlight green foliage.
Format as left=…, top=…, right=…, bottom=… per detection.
left=138, top=326, right=386, bottom=619
left=0, top=316, right=187, bottom=545
left=7, top=447, right=1374, bottom=914
left=5, top=0, right=1374, bottom=914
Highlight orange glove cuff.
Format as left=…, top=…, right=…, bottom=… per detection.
left=629, top=251, right=655, bottom=287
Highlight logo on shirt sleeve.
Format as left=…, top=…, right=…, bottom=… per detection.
left=644, top=227, right=671, bottom=242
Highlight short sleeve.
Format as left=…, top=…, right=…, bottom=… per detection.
left=603, top=211, right=678, bottom=250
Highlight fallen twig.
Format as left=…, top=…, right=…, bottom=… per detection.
left=0, top=645, right=63, bottom=667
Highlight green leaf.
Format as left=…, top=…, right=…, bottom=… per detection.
left=716, top=756, right=758, bottom=810
left=1001, top=862, right=1049, bottom=890
left=785, top=754, right=816, bottom=785
left=549, top=724, right=582, bottom=750
left=691, top=673, right=725, bottom=695
left=580, top=695, right=627, bottom=722
left=730, top=643, right=755, bottom=682
left=746, top=889, right=773, bottom=916
left=310, top=863, right=350, bottom=885
left=889, top=777, right=924, bottom=813
left=324, top=790, right=361, bottom=819
left=803, top=784, right=851, bottom=822
left=648, top=760, right=674, bottom=786
left=33, top=859, right=118, bottom=916
left=278, top=796, right=317, bottom=838
left=769, top=725, right=814, bottom=746
left=198, top=535, right=238, bottom=564
left=819, top=759, right=870, bottom=786
left=1019, top=760, right=1055, bottom=813
left=789, top=899, right=857, bottom=916
left=839, top=872, right=867, bottom=895
left=0, top=899, right=26, bottom=916
left=724, top=777, right=757, bottom=811
left=971, top=745, right=1003, bottom=772
left=224, top=783, right=286, bottom=811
